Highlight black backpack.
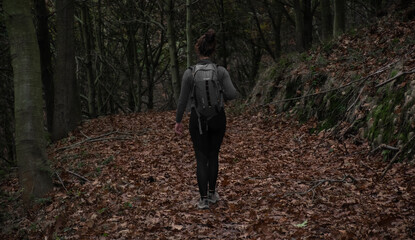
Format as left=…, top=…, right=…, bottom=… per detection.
left=190, top=63, right=224, bottom=134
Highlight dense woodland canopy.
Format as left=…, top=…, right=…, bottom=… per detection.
left=0, top=0, right=414, bottom=227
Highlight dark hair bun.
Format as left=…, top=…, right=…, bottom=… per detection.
left=195, top=29, right=216, bottom=57
left=204, top=29, right=216, bottom=43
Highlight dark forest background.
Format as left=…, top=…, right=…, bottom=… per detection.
left=1, top=0, right=415, bottom=239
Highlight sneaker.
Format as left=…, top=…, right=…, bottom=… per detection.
left=207, top=191, right=220, bottom=204
left=197, top=198, right=209, bottom=209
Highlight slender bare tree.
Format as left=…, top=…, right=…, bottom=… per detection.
left=53, top=0, right=81, bottom=140
left=333, top=0, right=346, bottom=37
left=320, top=0, right=332, bottom=41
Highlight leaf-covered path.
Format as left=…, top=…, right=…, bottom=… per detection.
left=1, top=111, right=415, bottom=239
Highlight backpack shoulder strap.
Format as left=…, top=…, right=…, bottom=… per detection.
left=188, top=65, right=195, bottom=77
left=189, top=65, right=196, bottom=100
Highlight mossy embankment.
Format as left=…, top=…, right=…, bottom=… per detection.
left=248, top=16, right=415, bottom=160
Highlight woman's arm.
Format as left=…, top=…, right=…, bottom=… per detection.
left=175, top=68, right=192, bottom=124
left=219, top=66, right=238, bottom=100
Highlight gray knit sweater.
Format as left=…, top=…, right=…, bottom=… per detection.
left=175, top=60, right=238, bottom=123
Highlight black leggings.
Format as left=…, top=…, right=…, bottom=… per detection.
left=189, top=109, right=226, bottom=198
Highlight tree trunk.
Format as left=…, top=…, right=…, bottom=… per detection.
left=94, top=0, right=104, bottom=115
left=247, top=0, right=275, bottom=60
left=165, top=0, right=181, bottom=104
left=370, top=0, right=382, bottom=17
left=186, top=0, right=194, bottom=67
left=333, top=0, right=346, bottom=38
left=219, top=0, right=228, bottom=67
left=265, top=0, right=282, bottom=58
left=320, top=0, right=332, bottom=42
left=34, top=0, right=54, bottom=133
left=302, top=0, right=312, bottom=50
left=136, top=62, right=143, bottom=112
left=53, top=0, right=81, bottom=140
left=294, top=0, right=305, bottom=52
left=249, top=38, right=262, bottom=89
left=80, top=2, right=96, bottom=118
left=127, top=23, right=138, bottom=112
left=398, top=0, right=411, bottom=9
left=124, top=0, right=138, bottom=112
left=143, top=29, right=154, bottom=110
left=4, top=0, right=53, bottom=203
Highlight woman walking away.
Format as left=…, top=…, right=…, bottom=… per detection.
left=175, top=29, right=238, bottom=209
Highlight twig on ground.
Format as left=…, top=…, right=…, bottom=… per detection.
left=339, top=141, right=349, bottom=155
left=293, top=133, right=305, bottom=144
left=338, top=118, right=361, bottom=139
left=56, top=131, right=115, bottom=151
left=359, top=160, right=376, bottom=173
left=55, top=171, right=68, bottom=192
left=381, top=135, right=415, bottom=179
left=347, top=85, right=366, bottom=112
left=55, top=131, right=133, bottom=152
left=66, top=169, right=90, bottom=182
left=85, top=136, right=132, bottom=143
left=370, top=144, right=400, bottom=155
left=375, top=68, right=415, bottom=88
left=285, top=175, right=357, bottom=198
left=80, top=131, right=89, bottom=138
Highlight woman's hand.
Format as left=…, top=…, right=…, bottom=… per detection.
left=175, top=122, right=184, bottom=135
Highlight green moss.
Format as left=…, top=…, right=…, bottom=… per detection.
left=381, top=149, right=394, bottom=161
left=321, top=41, right=337, bottom=55
left=283, top=77, right=303, bottom=111
left=297, top=103, right=313, bottom=123
left=278, top=56, right=292, bottom=68
left=300, top=52, right=312, bottom=62
left=285, top=77, right=302, bottom=99
left=34, top=197, right=52, bottom=205
left=316, top=90, right=351, bottom=130
left=365, top=78, right=415, bottom=160
left=395, top=98, right=415, bottom=160
left=347, top=48, right=365, bottom=65
left=316, top=56, right=329, bottom=68
left=311, top=74, right=327, bottom=88
left=267, top=57, right=293, bottom=80
left=264, top=83, right=279, bottom=104
left=389, top=69, right=399, bottom=78
left=367, top=85, right=405, bottom=143
left=102, top=155, right=114, bottom=165
left=350, top=117, right=366, bottom=134
left=0, top=169, right=6, bottom=178
left=260, top=59, right=294, bottom=105
left=347, top=28, right=358, bottom=37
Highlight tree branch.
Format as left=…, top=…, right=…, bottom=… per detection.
left=66, top=169, right=90, bottom=182
left=381, top=134, right=415, bottom=179
left=285, top=174, right=357, bottom=197
left=55, top=171, right=68, bottom=192
left=55, top=131, right=133, bottom=152
left=370, top=144, right=399, bottom=155
left=375, top=68, right=415, bottom=88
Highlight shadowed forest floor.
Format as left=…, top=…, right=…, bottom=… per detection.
left=1, top=110, right=414, bottom=239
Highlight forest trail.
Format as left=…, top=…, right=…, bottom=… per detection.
left=1, top=110, right=415, bottom=239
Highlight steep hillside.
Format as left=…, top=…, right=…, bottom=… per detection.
left=249, top=15, right=415, bottom=160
